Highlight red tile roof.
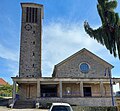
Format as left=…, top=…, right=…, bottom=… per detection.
left=0, top=78, right=7, bottom=85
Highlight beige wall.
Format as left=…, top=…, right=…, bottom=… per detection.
left=104, top=84, right=111, bottom=96
left=18, top=83, right=37, bottom=100
left=61, top=83, right=111, bottom=97
left=92, top=84, right=100, bottom=97
left=62, top=83, right=80, bottom=97
left=18, top=83, right=27, bottom=100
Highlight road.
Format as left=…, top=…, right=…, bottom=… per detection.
left=0, top=107, right=48, bottom=111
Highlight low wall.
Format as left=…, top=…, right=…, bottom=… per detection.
left=38, top=97, right=113, bottom=106
left=0, top=98, right=10, bottom=106
left=72, top=106, right=117, bottom=111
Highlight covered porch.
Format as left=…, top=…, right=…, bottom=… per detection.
left=12, top=77, right=120, bottom=100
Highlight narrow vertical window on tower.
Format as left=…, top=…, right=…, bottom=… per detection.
left=32, top=8, right=34, bottom=23
left=33, top=52, right=35, bottom=56
left=35, top=8, right=37, bottom=23
left=26, top=7, right=38, bottom=23
left=33, top=41, right=35, bottom=44
left=26, top=7, right=29, bottom=22
left=29, top=7, right=31, bottom=22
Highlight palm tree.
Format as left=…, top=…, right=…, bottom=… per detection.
left=84, top=0, right=120, bottom=59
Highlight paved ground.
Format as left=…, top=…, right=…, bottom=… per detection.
left=0, top=107, right=48, bottom=111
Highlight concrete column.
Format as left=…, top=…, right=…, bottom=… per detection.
left=59, top=81, right=62, bottom=98
left=80, top=81, right=83, bottom=97
left=100, top=81, right=104, bottom=97
left=37, top=80, right=40, bottom=98
left=13, top=81, right=16, bottom=100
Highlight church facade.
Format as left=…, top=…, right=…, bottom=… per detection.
left=12, top=3, right=120, bottom=107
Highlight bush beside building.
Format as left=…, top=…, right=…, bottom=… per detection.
left=0, top=84, right=13, bottom=97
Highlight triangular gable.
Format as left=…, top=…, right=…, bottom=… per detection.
left=52, top=48, right=113, bottom=77
left=55, top=48, right=113, bottom=68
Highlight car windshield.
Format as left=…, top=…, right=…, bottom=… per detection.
left=51, top=105, right=71, bottom=111
left=116, top=92, right=120, bottom=94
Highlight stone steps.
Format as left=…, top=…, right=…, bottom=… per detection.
left=13, top=100, right=35, bottom=109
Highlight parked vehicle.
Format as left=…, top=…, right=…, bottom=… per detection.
left=49, top=103, right=73, bottom=111
left=115, top=91, right=120, bottom=97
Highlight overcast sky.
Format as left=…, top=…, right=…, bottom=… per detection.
left=0, top=0, right=120, bottom=91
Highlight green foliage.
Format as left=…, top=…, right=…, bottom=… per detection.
left=84, top=0, right=120, bottom=59
left=72, top=106, right=117, bottom=111
left=0, top=84, right=13, bottom=97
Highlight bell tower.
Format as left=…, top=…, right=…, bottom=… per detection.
left=19, top=3, right=44, bottom=77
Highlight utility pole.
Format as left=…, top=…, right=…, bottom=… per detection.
left=107, top=67, right=114, bottom=106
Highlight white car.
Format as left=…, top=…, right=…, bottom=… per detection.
left=49, top=103, right=73, bottom=111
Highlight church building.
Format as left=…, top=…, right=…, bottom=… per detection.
left=11, top=3, right=120, bottom=107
